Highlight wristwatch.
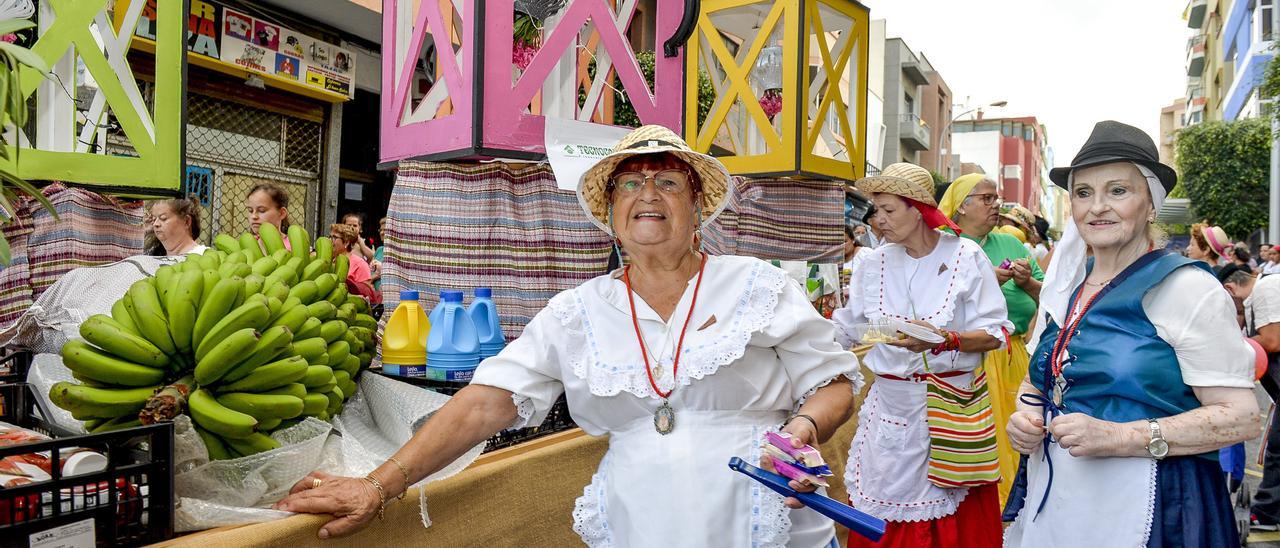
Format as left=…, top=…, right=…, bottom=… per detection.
left=1146, top=419, right=1168, bottom=459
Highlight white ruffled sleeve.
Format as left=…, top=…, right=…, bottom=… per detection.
left=761, top=278, right=864, bottom=404
left=469, top=302, right=568, bottom=429
left=960, top=245, right=1015, bottom=344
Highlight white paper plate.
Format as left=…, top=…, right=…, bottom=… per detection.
left=893, top=320, right=946, bottom=344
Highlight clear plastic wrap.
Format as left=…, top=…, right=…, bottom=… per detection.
left=174, top=415, right=342, bottom=531
left=0, top=255, right=174, bottom=353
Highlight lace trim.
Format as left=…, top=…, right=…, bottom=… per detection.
left=750, top=424, right=791, bottom=547
left=563, top=259, right=790, bottom=398
left=508, top=394, right=536, bottom=430
left=1140, top=458, right=1157, bottom=547
left=845, top=388, right=968, bottom=522
left=1003, top=447, right=1160, bottom=546
left=864, top=237, right=979, bottom=330
left=572, top=453, right=613, bottom=547
left=797, top=372, right=865, bottom=407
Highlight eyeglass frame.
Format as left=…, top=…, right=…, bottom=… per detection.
left=606, top=169, right=698, bottom=196
left=965, top=192, right=1001, bottom=207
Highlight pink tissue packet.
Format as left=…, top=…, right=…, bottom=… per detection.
left=765, top=431, right=825, bottom=468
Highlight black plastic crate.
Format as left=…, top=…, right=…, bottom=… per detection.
left=0, top=383, right=174, bottom=547
left=0, top=349, right=32, bottom=385
left=373, top=371, right=577, bottom=453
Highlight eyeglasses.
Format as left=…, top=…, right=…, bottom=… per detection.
left=609, top=170, right=691, bottom=194
left=966, top=193, right=1000, bottom=206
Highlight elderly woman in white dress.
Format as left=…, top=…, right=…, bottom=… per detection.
left=1002, top=121, right=1261, bottom=547
left=274, top=125, right=862, bottom=546
left=833, top=163, right=1012, bottom=547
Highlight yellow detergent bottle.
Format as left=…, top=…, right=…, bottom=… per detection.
left=381, top=290, right=429, bottom=376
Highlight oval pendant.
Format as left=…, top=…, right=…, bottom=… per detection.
left=654, top=400, right=675, bottom=435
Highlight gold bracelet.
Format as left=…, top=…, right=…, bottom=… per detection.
left=386, top=457, right=410, bottom=500
left=362, top=475, right=387, bottom=521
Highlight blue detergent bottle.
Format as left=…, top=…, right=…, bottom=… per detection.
left=426, top=290, right=481, bottom=382
left=468, top=288, right=506, bottom=359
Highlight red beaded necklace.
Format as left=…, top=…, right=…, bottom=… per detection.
left=1049, top=287, right=1102, bottom=379
left=623, top=252, right=708, bottom=400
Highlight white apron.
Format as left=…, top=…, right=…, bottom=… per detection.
left=1004, top=438, right=1157, bottom=547
left=572, top=410, right=835, bottom=547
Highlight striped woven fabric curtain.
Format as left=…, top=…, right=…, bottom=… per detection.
left=380, top=162, right=613, bottom=339
left=702, top=177, right=844, bottom=263
left=0, top=184, right=145, bottom=328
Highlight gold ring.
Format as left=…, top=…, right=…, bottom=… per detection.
left=311, top=478, right=323, bottom=489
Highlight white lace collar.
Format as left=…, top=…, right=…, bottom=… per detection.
left=547, top=255, right=790, bottom=398
left=860, top=233, right=980, bottom=328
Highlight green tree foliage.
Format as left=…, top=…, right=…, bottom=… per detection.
left=1175, top=118, right=1271, bottom=239
left=609, top=51, right=714, bottom=130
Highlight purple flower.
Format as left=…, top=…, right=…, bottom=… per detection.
left=1, top=34, right=16, bottom=44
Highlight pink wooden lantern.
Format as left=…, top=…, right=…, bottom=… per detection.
left=381, top=0, right=690, bottom=166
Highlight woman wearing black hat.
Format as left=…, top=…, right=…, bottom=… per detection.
left=1003, top=121, right=1261, bottom=546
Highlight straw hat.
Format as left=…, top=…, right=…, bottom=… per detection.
left=1001, top=204, right=1036, bottom=232
left=1203, top=225, right=1232, bottom=257
left=854, top=162, right=938, bottom=206
left=577, top=125, right=732, bottom=236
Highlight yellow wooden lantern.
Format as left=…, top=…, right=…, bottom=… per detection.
left=686, top=0, right=869, bottom=180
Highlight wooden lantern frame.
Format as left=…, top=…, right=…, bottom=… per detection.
left=1, top=0, right=186, bottom=193
left=380, top=0, right=690, bottom=166
left=685, top=0, right=868, bottom=180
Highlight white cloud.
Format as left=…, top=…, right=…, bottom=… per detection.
left=861, top=0, right=1188, bottom=167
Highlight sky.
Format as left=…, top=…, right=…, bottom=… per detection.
left=860, top=0, right=1190, bottom=167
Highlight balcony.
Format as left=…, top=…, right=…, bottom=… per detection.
left=1002, top=164, right=1023, bottom=182
left=1186, top=35, right=1206, bottom=76
left=898, top=113, right=931, bottom=151
left=901, top=60, right=930, bottom=86
left=1186, top=82, right=1206, bottom=115
left=1187, top=0, right=1207, bottom=29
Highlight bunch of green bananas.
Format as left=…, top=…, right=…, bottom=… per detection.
left=52, top=223, right=378, bottom=459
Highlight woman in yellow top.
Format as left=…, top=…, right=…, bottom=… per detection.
left=938, top=174, right=1043, bottom=508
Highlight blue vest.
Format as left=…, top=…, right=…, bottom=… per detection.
left=1029, top=252, right=1209, bottom=423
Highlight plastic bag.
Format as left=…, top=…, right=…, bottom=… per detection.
left=174, top=415, right=342, bottom=531
left=0, top=256, right=175, bottom=354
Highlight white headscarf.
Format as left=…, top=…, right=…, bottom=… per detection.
left=1028, top=163, right=1167, bottom=350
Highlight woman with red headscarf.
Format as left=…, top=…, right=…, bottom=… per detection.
left=833, top=162, right=1013, bottom=547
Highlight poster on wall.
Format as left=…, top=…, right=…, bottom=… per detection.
left=124, top=0, right=355, bottom=99
left=220, top=7, right=355, bottom=98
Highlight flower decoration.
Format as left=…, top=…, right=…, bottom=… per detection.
left=512, top=41, right=538, bottom=70
left=759, top=89, right=783, bottom=121
left=511, top=11, right=541, bottom=71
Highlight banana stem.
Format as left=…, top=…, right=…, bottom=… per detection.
left=139, top=374, right=195, bottom=425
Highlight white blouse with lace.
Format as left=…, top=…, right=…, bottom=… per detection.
left=831, top=233, right=1012, bottom=523
left=469, top=255, right=862, bottom=547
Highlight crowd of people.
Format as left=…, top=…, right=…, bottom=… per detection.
left=140, top=183, right=387, bottom=306
left=122, top=120, right=1263, bottom=547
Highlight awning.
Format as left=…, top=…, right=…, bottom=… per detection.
left=1157, top=197, right=1197, bottom=224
